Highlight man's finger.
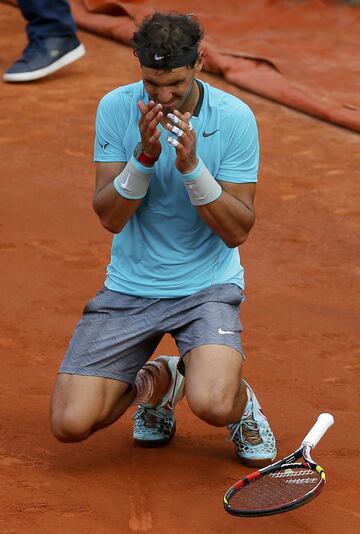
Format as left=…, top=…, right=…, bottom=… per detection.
left=143, top=104, right=162, bottom=126
left=167, top=112, right=193, bottom=134
left=167, top=113, right=181, bottom=126
left=138, top=99, right=154, bottom=115
left=167, top=136, right=180, bottom=148
left=169, top=124, right=184, bottom=137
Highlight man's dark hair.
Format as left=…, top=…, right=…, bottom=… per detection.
left=133, top=12, right=204, bottom=70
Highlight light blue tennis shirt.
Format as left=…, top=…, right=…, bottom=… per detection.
left=94, top=80, right=259, bottom=298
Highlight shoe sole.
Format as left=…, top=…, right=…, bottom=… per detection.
left=236, top=452, right=277, bottom=468
left=3, top=44, right=86, bottom=82
left=134, top=422, right=176, bottom=448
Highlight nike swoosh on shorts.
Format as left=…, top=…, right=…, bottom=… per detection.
left=218, top=328, right=235, bottom=335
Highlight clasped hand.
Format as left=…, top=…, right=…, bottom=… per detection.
left=137, top=100, right=197, bottom=173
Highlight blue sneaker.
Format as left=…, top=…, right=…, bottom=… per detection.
left=133, top=356, right=185, bottom=447
left=3, top=36, right=85, bottom=82
left=228, top=381, right=277, bottom=467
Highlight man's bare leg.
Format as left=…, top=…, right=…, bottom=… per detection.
left=184, top=344, right=247, bottom=427
left=50, top=359, right=172, bottom=442
left=184, top=344, right=276, bottom=466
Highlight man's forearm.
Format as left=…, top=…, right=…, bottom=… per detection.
left=177, top=159, right=256, bottom=248
left=93, top=156, right=154, bottom=233
left=93, top=182, right=142, bottom=234
left=197, top=190, right=255, bottom=248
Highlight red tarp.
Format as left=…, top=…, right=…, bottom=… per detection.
left=4, top=0, right=360, bottom=132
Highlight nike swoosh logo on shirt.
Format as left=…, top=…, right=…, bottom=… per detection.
left=218, top=328, right=235, bottom=335
left=202, top=129, right=219, bottom=138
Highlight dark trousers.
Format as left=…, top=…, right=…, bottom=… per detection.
left=18, top=0, right=78, bottom=40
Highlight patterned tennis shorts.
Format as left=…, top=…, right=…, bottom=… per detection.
left=59, top=283, right=245, bottom=384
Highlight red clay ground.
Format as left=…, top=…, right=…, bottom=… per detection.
left=0, top=4, right=359, bottom=533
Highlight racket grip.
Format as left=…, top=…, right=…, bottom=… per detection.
left=301, top=413, right=334, bottom=448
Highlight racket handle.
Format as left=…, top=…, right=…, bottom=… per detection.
left=301, top=413, right=334, bottom=448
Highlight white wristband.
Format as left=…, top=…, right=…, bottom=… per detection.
left=180, top=158, right=222, bottom=206
left=113, top=156, right=153, bottom=200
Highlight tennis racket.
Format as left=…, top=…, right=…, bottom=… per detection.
left=224, top=412, right=334, bottom=517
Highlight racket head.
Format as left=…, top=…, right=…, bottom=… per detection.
left=224, top=461, right=326, bottom=517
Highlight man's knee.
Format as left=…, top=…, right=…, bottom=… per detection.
left=50, top=410, right=93, bottom=443
left=50, top=372, right=131, bottom=442
left=187, top=393, right=235, bottom=427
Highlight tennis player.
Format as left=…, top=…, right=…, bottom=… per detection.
left=50, top=12, right=277, bottom=467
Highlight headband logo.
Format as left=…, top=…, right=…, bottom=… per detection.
left=137, top=48, right=198, bottom=69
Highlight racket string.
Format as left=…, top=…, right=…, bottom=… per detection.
left=229, top=466, right=322, bottom=510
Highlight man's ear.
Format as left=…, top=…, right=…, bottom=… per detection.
left=195, top=51, right=204, bottom=73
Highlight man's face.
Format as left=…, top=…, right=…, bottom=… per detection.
left=141, top=64, right=198, bottom=114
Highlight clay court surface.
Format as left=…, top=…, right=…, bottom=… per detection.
left=1, top=4, right=359, bottom=533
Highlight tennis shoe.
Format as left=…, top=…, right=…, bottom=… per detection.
left=133, top=356, right=185, bottom=447
left=3, top=36, right=85, bottom=82
left=227, top=381, right=277, bottom=467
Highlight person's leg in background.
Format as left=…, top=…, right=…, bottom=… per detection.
left=3, top=0, right=85, bottom=82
